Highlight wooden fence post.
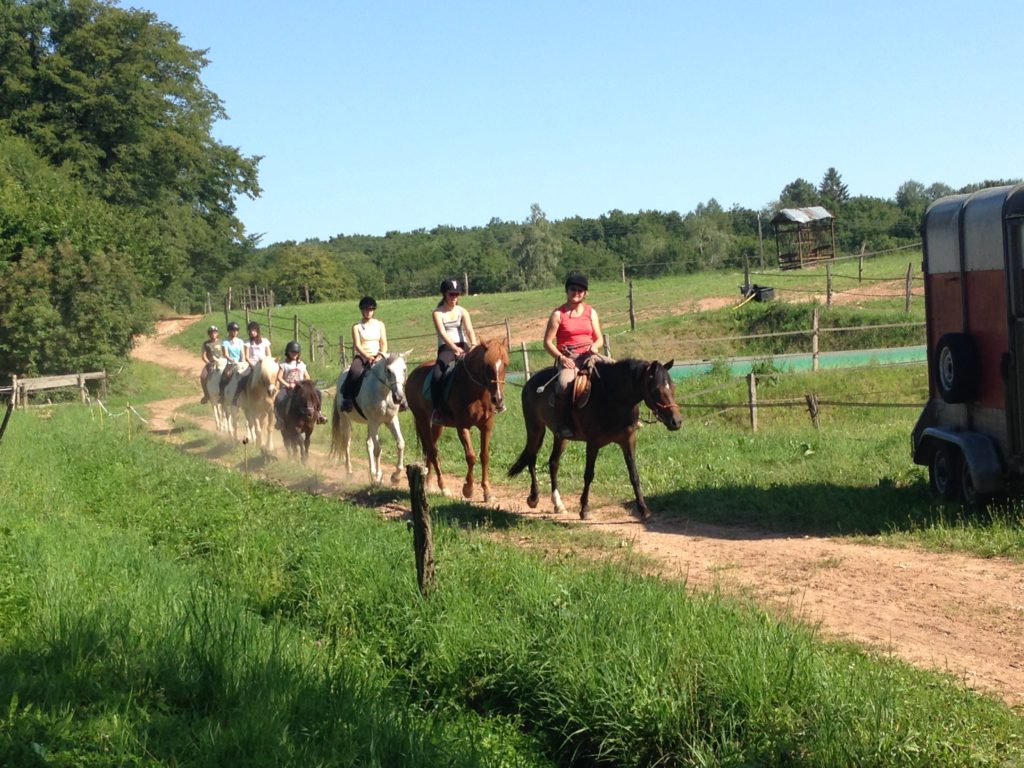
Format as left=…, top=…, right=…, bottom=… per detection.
left=521, top=342, right=530, bottom=379
left=858, top=242, right=866, bottom=283
left=339, top=336, right=347, bottom=368
left=904, top=262, right=913, bottom=313
left=11, top=375, right=18, bottom=410
left=826, top=263, right=833, bottom=308
left=77, top=373, right=86, bottom=404
left=812, top=307, right=820, bottom=372
left=309, top=326, right=316, bottom=363
left=604, top=336, right=612, bottom=359
left=628, top=280, right=636, bottom=331
left=266, top=306, right=272, bottom=343
left=621, top=263, right=626, bottom=282
left=293, top=315, right=299, bottom=344
left=504, top=318, right=512, bottom=351
left=406, top=464, right=435, bottom=597
left=805, top=393, right=821, bottom=429
left=747, top=372, right=758, bottom=432
left=464, top=271, right=470, bottom=295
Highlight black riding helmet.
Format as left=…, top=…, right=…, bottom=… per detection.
left=565, top=271, right=588, bottom=291
left=440, top=278, right=462, bottom=295
left=359, top=296, right=377, bottom=311
left=227, top=321, right=239, bottom=331
left=285, top=340, right=301, bottom=356
left=247, top=320, right=261, bottom=332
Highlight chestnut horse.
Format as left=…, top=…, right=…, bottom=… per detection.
left=279, top=379, right=322, bottom=463
left=406, top=338, right=509, bottom=501
left=508, top=359, right=682, bottom=520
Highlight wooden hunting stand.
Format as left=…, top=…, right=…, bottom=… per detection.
left=772, top=206, right=837, bottom=270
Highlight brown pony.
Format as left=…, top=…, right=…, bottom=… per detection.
left=278, top=379, right=321, bottom=463
left=508, top=359, right=682, bottom=520
left=406, top=338, right=509, bottom=501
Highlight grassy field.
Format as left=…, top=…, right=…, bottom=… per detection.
left=1, top=405, right=1021, bottom=766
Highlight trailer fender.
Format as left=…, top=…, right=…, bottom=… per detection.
left=914, top=427, right=1003, bottom=494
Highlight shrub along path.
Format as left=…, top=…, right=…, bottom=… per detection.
left=133, top=315, right=1024, bottom=709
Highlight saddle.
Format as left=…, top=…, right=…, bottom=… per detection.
left=571, top=370, right=592, bottom=409
left=218, top=361, right=239, bottom=395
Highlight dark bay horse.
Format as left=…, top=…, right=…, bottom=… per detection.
left=406, top=338, right=509, bottom=501
left=279, top=380, right=322, bottom=463
left=509, top=359, right=682, bottom=519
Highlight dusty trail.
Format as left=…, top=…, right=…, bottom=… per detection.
left=134, top=314, right=1024, bottom=708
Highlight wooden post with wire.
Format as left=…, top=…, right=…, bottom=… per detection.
left=747, top=372, right=758, bottom=432
left=504, top=318, right=512, bottom=351
left=826, top=263, right=833, bottom=308
left=858, top=242, right=866, bottom=283
left=406, top=464, right=435, bottom=597
left=521, top=342, right=530, bottom=379
left=628, top=280, right=636, bottom=331
left=805, top=393, right=821, bottom=429
left=904, top=262, right=913, bottom=313
left=812, top=308, right=820, bottom=372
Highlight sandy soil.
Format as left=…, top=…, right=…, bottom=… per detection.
left=133, top=311, right=1024, bottom=709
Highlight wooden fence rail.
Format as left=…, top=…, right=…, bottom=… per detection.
left=10, top=371, right=107, bottom=410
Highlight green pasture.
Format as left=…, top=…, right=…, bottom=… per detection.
left=1, top=405, right=1021, bottom=766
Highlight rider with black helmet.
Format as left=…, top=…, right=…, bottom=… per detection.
left=273, top=340, right=326, bottom=427
left=199, top=324, right=223, bottom=404
left=339, top=296, right=389, bottom=412
left=429, top=277, right=478, bottom=425
left=543, top=271, right=606, bottom=438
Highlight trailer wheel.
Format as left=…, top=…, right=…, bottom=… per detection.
left=929, top=443, right=961, bottom=500
left=935, top=333, right=980, bottom=404
left=958, top=459, right=992, bottom=507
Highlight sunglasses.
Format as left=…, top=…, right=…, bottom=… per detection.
left=567, top=286, right=586, bottom=293
left=446, top=292, right=461, bottom=298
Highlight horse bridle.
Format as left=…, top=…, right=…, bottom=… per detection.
left=460, top=351, right=507, bottom=405
left=371, top=357, right=405, bottom=407
left=642, top=364, right=678, bottom=424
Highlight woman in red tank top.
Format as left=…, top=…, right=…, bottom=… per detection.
left=542, top=271, right=605, bottom=438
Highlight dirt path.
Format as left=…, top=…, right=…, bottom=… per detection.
left=134, top=315, right=1024, bottom=708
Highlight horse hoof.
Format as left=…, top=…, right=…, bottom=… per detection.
left=390, top=471, right=402, bottom=485
left=527, top=495, right=539, bottom=509
left=579, top=507, right=590, bottom=520
left=483, top=491, right=491, bottom=503
left=462, top=483, right=474, bottom=499
left=637, top=507, right=652, bottom=521
left=554, top=503, right=567, bottom=515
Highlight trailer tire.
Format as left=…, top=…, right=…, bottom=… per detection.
left=929, top=443, right=961, bottom=500
left=935, top=333, right=980, bottom=404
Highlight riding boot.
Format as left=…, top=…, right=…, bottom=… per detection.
left=552, top=390, right=574, bottom=439
left=340, top=398, right=353, bottom=412
left=316, top=411, right=328, bottom=425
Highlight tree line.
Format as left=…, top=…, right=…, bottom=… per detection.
left=0, top=1, right=1018, bottom=377
left=235, top=171, right=1020, bottom=305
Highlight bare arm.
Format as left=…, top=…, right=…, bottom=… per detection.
left=379, top=322, right=388, bottom=355
left=461, top=309, right=478, bottom=347
left=543, top=309, right=575, bottom=369
left=589, top=309, right=604, bottom=355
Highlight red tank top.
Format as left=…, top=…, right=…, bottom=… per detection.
left=555, top=304, right=595, bottom=354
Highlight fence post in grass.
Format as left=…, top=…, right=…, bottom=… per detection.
left=521, top=341, right=530, bottom=378
left=805, top=393, right=821, bottom=429
left=826, top=263, right=833, bottom=308
left=11, top=375, right=17, bottom=410
left=267, top=306, right=273, bottom=343
left=905, top=262, right=913, bottom=313
left=293, top=315, right=299, bottom=344
left=858, top=242, right=866, bottom=283
left=406, top=464, right=435, bottom=597
left=604, top=336, right=612, bottom=358
left=78, top=373, right=86, bottom=404
left=339, top=336, right=347, bottom=368
left=747, top=372, right=758, bottom=432
left=628, top=280, right=636, bottom=331
left=812, top=307, right=820, bottom=372
left=504, top=318, right=512, bottom=351
left=309, top=326, right=316, bottom=363
left=621, top=263, right=626, bottom=282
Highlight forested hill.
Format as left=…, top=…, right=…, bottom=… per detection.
left=236, top=176, right=1019, bottom=304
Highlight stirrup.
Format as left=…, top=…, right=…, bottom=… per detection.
left=431, top=409, right=448, bottom=427
left=200, top=395, right=208, bottom=405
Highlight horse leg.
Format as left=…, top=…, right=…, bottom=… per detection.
left=429, top=424, right=449, bottom=496
left=387, top=417, right=405, bottom=485
left=548, top=437, right=569, bottom=514
left=479, top=420, right=493, bottom=503
left=366, top=423, right=383, bottom=484
left=580, top=441, right=600, bottom=520
left=457, top=427, right=477, bottom=499
left=619, top=436, right=650, bottom=520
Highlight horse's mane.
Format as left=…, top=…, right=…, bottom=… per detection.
left=594, top=358, right=649, bottom=388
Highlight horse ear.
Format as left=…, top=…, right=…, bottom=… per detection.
left=402, top=348, right=413, bottom=358
left=664, top=359, right=674, bottom=370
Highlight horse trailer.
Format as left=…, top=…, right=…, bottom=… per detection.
left=912, top=183, right=1024, bottom=503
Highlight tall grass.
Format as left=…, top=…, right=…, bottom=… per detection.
left=0, top=406, right=1021, bottom=766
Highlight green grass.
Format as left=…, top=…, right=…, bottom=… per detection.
left=1, top=406, right=1021, bottom=766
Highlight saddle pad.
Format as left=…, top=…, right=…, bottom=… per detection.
left=421, top=363, right=458, bottom=404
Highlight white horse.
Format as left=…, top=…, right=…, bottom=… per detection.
left=239, top=357, right=280, bottom=454
left=211, top=360, right=249, bottom=438
left=330, top=351, right=410, bottom=484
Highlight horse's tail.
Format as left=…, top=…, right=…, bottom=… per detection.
left=508, top=448, right=531, bottom=478
left=328, top=398, right=342, bottom=459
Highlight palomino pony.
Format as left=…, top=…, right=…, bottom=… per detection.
left=508, top=359, right=682, bottom=520
left=279, top=379, right=322, bottom=463
left=406, top=338, right=509, bottom=502
left=204, top=357, right=230, bottom=429
left=239, top=357, right=280, bottom=454
left=330, top=351, right=411, bottom=484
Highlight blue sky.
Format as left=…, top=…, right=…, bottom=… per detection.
left=136, top=0, right=1023, bottom=245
